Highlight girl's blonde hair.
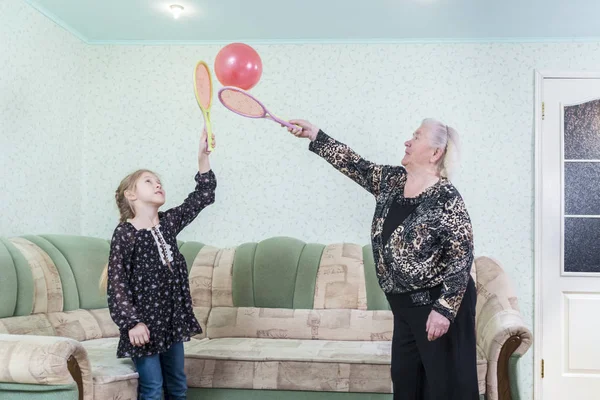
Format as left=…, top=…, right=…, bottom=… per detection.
left=99, top=169, right=158, bottom=293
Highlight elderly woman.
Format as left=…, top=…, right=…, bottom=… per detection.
left=285, top=119, right=478, bottom=400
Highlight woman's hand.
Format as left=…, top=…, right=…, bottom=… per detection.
left=426, top=310, right=450, bottom=341
left=129, top=322, right=150, bottom=347
left=284, top=119, right=319, bottom=141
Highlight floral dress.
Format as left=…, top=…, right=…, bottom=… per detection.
left=107, top=170, right=216, bottom=358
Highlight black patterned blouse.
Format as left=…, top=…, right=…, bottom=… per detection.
left=107, top=170, right=216, bottom=358
left=309, top=131, right=474, bottom=322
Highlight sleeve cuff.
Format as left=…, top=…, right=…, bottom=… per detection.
left=308, top=130, right=329, bottom=152
left=120, top=318, right=141, bottom=333
left=196, top=169, right=214, bottom=178
left=195, top=169, right=217, bottom=189
left=432, top=301, right=456, bottom=323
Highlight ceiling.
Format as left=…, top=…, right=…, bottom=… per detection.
left=26, top=0, right=600, bottom=44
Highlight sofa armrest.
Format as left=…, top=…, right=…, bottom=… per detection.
left=0, top=334, right=92, bottom=400
left=474, top=257, right=533, bottom=400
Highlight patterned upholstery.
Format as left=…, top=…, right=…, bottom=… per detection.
left=0, top=313, right=56, bottom=336
left=475, top=257, right=533, bottom=400
left=81, top=338, right=138, bottom=400
left=77, top=336, right=489, bottom=395
left=9, top=238, right=64, bottom=314
left=207, top=307, right=394, bottom=341
left=184, top=337, right=393, bottom=393
left=0, top=334, right=93, bottom=400
left=313, top=244, right=368, bottom=310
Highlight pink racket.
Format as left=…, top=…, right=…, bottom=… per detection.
left=217, top=86, right=297, bottom=129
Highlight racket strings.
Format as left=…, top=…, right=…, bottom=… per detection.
left=194, top=65, right=212, bottom=109
left=220, top=89, right=265, bottom=117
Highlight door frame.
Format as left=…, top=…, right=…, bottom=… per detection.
left=534, top=70, right=600, bottom=400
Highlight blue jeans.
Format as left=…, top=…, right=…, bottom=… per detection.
left=132, top=342, right=187, bottom=400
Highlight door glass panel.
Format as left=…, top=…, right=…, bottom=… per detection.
left=564, top=98, right=600, bottom=273
left=564, top=99, right=600, bottom=159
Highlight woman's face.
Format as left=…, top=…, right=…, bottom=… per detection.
left=402, top=124, right=436, bottom=169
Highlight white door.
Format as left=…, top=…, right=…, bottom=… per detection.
left=538, top=74, right=600, bottom=399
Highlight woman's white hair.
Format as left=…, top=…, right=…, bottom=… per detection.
left=421, top=118, right=461, bottom=180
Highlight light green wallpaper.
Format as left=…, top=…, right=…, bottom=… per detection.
left=1, top=0, right=86, bottom=236
left=6, top=1, right=600, bottom=398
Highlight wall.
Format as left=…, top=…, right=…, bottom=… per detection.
left=0, top=0, right=87, bottom=236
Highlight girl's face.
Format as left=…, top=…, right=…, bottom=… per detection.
left=130, top=173, right=166, bottom=207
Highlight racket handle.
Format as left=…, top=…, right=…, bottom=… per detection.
left=205, top=113, right=214, bottom=152
left=271, top=115, right=297, bottom=130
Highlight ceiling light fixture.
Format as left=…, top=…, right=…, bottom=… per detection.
left=169, top=4, right=184, bottom=19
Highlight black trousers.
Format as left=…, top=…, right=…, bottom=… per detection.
left=386, top=278, right=479, bottom=400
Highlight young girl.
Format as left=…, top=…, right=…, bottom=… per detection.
left=99, top=129, right=216, bottom=400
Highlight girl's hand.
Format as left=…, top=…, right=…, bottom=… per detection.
left=199, top=127, right=216, bottom=157
left=198, top=127, right=214, bottom=174
left=129, top=322, right=150, bottom=347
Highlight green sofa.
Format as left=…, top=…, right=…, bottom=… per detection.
left=0, top=235, right=532, bottom=400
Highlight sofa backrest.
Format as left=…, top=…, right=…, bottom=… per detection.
left=0, top=235, right=111, bottom=317
left=0, top=235, right=208, bottom=341
left=204, top=236, right=395, bottom=341
left=1, top=234, right=479, bottom=343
